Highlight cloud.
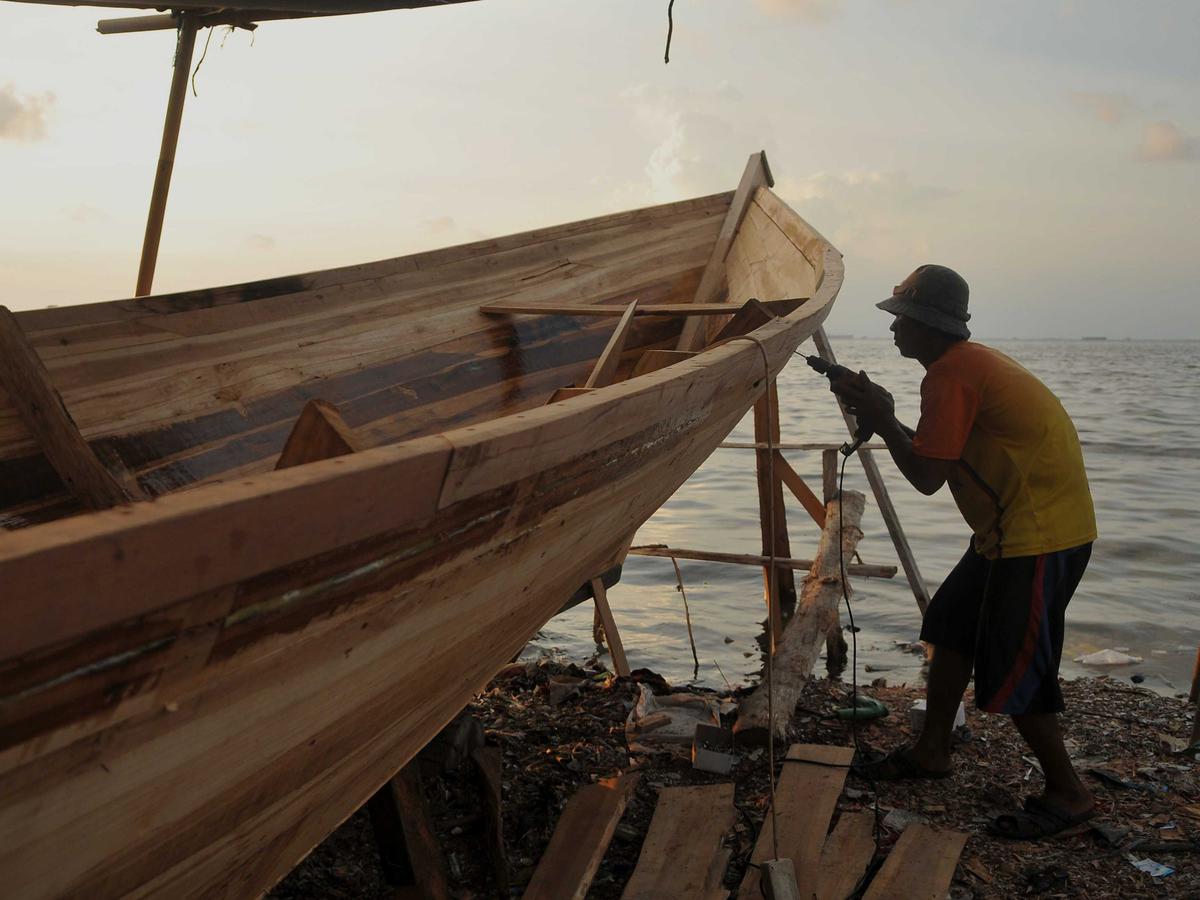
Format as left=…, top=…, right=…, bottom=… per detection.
left=755, top=0, right=842, bottom=23
left=246, top=234, right=276, bottom=250
left=1070, top=91, right=1139, bottom=125
left=1137, top=121, right=1198, bottom=162
left=62, top=204, right=108, bottom=223
left=0, top=84, right=54, bottom=141
left=774, top=170, right=956, bottom=264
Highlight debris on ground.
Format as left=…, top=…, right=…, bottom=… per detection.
left=270, top=659, right=1200, bottom=899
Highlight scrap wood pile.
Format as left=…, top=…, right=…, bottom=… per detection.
left=271, top=659, right=1200, bottom=899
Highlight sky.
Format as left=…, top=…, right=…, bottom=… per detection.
left=1, top=0, right=1197, bottom=338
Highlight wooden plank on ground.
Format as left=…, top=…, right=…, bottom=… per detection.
left=0, top=306, right=140, bottom=509
left=630, top=350, right=696, bottom=378
left=274, top=398, right=362, bottom=470
left=815, top=810, right=876, bottom=900
left=591, top=577, right=630, bottom=677
left=584, top=301, right=639, bottom=388
left=522, top=773, right=639, bottom=900
left=479, top=298, right=803, bottom=318
left=736, top=744, right=855, bottom=900
left=621, top=783, right=735, bottom=900
left=861, top=823, right=967, bottom=900
left=775, top=451, right=826, bottom=528
left=678, top=151, right=775, bottom=351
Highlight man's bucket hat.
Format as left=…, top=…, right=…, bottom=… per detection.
left=876, top=264, right=971, bottom=339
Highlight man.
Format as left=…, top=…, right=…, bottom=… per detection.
left=831, top=264, right=1097, bottom=839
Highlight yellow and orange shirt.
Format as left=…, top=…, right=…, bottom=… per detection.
left=911, top=341, right=1097, bottom=559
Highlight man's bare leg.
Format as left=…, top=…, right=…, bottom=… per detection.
left=905, top=644, right=974, bottom=773
left=1012, top=712, right=1093, bottom=815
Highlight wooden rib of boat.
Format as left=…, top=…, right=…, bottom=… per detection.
left=0, top=154, right=843, bottom=899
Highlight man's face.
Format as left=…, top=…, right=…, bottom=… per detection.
left=889, top=314, right=924, bottom=359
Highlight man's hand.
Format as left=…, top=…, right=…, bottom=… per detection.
left=828, top=370, right=895, bottom=431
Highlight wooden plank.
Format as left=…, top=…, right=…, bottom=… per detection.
left=367, top=762, right=450, bottom=899
left=736, top=744, right=856, bottom=900
left=710, top=297, right=780, bottom=345
left=775, top=451, right=826, bottom=528
left=621, top=784, right=735, bottom=900
left=546, top=387, right=594, bottom=404
left=815, top=811, right=876, bottom=900
left=584, top=301, right=639, bottom=389
left=627, top=545, right=895, bottom=579
left=480, top=298, right=803, bottom=318
left=678, top=151, right=774, bottom=351
left=735, top=493, right=866, bottom=742
left=861, top=824, right=967, bottom=900
left=754, top=382, right=796, bottom=644
left=0, top=307, right=140, bottom=510
left=522, top=773, right=639, bottom=900
left=812, top=328, right=930, bottom=614
left=630, top=350, right=695, bottom=379
left=717, top=442, right=887, bottom=451
left=274, top=399, right=362, bottom=470
left=591, top=577, right=630, bottom=677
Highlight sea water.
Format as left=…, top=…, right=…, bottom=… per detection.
left=533, top=338, right=1200, bottom=698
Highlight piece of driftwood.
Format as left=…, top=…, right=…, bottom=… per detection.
left=479, top=298, right=803, bottom=318
left=735, top=491, right=866, bottom=741
left=522, top=773, right=639, bottom=900
left=861, top=823, right=967, bottom=900
left=816, top=811, right=876, bottom=900
left=620, top=784, right=735, bottom=900
left=736, top=744, right=855, bottom=900
left=626, top=545, right=895, bottom=579
left=0, top=307, right=140, bottom=510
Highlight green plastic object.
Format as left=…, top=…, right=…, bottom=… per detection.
left=835, top=696, right=889, bottom=721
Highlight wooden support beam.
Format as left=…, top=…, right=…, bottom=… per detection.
left=735, top=491, right=866, bottom=742
left=774, top=451, right=826, bottom=528
left=754, top=382, right=796, bottom=645
left=522, top=774, right=639, bottom=900
left=677, top=151, right=774, bottom=351
left=546, top=387, right=594, bottom=404
left=274, top=399, right=362, bottom=470
left=472, top=747, right=508, bottom=896
left=1190, top=644, right=1200, bottom=750
left=630, top=350, right=696, bottom=379
left=710, top=297, right=783, bottom=345
left=822, top=448, right=839, bottom=504
left=861, top=824, right=967, bottom=900
left=591, top=577, right=630, bottom=677
left=135, top=13, right=199, bottom=297
left=584, top=300, right=639, bottom=389
left=367, top=763, right=451, bottom=898
left=620, top=784, right=735, bottom=900
left=627, top=545, right=896, bottom=579
left=479, top=298, right=803, bottom=319
left=736, top=744, right=855, bottom=900
left=717, top=441, right=887, bottom=452
left=0, top=307, right=141, bottom=509
left=813, top=327, right=931, bottom=614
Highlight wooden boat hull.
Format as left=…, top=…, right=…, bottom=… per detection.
left=0, top=175, right=842, bottom=898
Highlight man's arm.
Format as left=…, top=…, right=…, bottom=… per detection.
left=829, top=372, right=956, bottom=496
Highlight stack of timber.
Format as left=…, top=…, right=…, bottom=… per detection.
left=0, top=153, right=843, bottom=898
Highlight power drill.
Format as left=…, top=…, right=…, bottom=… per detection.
left=804, top=355, right=873, bottom=456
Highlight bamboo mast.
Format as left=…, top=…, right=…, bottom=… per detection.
left=134, top=13, right=199, bottom=297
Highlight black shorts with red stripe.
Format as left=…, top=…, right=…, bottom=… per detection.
left=919, top=540, right=1093, bottom=715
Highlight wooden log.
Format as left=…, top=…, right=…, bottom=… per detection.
left=734, top=491, right=866, bottom=742
left=861, top=823, right=967, bottom=900
left=626, top=545, right=895, bottom=579
left=677, top=151, right=774, bottom=351
left=815, top=811, right=876, bottom=900
left=813, top=327, right=930, bottom=614
left=472, top=747, right=508, bottom=896
left=274, top=399, right=362, bottom=470
left=367, top=763, right=450, bottom=898
left=135, top=13, right=199, bottom=297
left=775, top=451, right=826, bottom=528
left=736, top=743, right=855, bottom=900
left=584, top=301, right=639, bottom=389
left=479, top=298, right=802, bottom=318
left=591, top=577, right=630, bottom=677
left=522, top=774, right=639, bottom=900
left=0, top=307, right=140, bottom=509
left=754, top=381, right=797, bottom=643
left=620, top=784, right=735, bottom=900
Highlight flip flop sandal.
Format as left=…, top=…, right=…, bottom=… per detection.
left=851, top=746, right=950, bottom=782
left=988, top=795, right=1096, bottom=840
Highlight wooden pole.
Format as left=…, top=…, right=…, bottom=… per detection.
left=1189, top=644, right=1199, bottom=750
left=626, top=545, right=895, bottom=579
left=135, top=14, right=199, bottom=297
left=591, top=577, right=630, bottom=677
left=755, top=382, right=796, bottom=645
left=812, top=327, right=931, bottom=614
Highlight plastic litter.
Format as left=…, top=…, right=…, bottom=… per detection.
left=1074, top=649, right=1144, bottom=666
left=1128, top=856, right=1175, bottom=878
